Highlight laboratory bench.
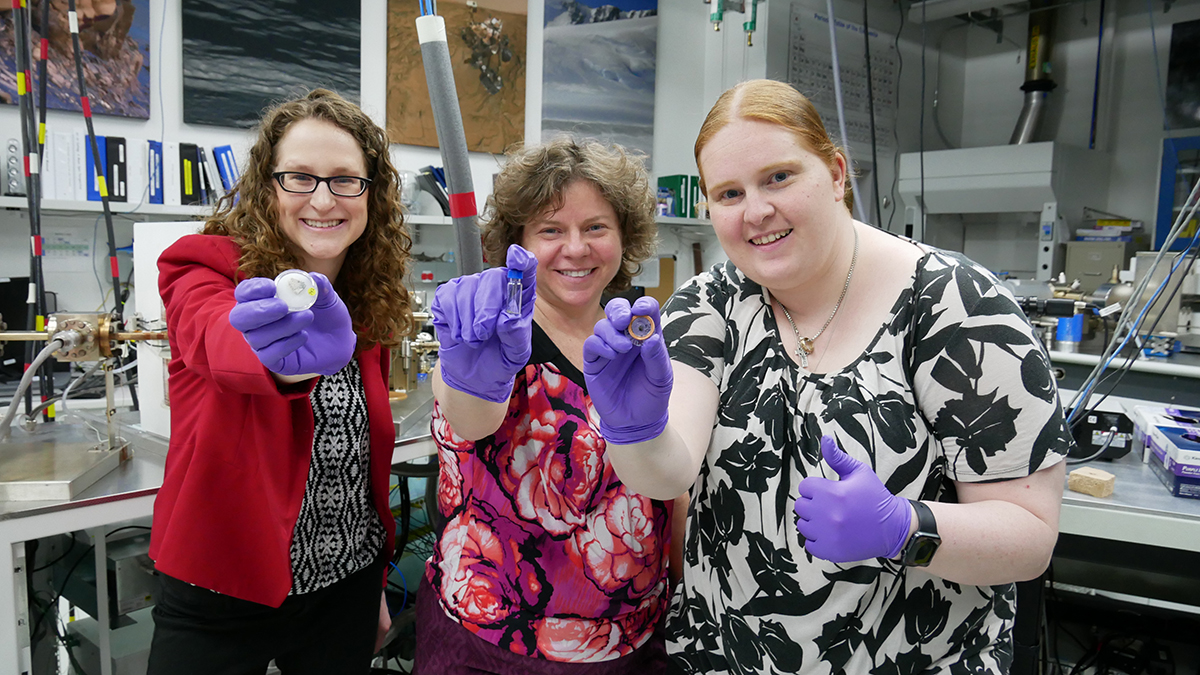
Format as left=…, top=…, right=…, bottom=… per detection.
left=1048, top=349, right=1200, bottom=408
left=0, top=412, right=164, bottom=675
left=3, top=379, right=1200, bottom=673
left=0, top=384, right=439, bottom=675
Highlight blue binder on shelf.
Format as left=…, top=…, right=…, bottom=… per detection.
left=148, top=140, right=164, bottom=204
left=85, top=135, right=107, bottom=202
left=212, top=145, right=239, bottom=191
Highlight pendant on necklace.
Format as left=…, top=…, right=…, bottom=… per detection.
left=795, top=338, right=814, bottom=368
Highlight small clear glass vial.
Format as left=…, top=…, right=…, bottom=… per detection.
left=274, top=269, right=318, bottom=312
left=504, top=268, right=523, bottom=316
left=627, top=315, right=655, bottom=343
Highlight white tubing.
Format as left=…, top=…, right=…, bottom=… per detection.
left=825, top=0, right=870, bottom=225
left=416, top=15, right=447, bottom=44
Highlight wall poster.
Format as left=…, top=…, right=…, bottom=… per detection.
left=541, top=0, right=657, bottom=167
left=0, top=0, right=151, bottom=119
left=387, top=0, right=527, bottom=154
left=182, top=0, right=361, bottom=128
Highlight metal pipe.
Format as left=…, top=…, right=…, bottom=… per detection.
left=0, top=330, right=167, bottom=342
left=113, top=331, right=169, bottom=342
left=103, top=359, right=116, bottom=450
left=395, top=434, right=434, bottom=449
left=1009, top=2, right=1057, bottom=145
left=1009, top=90, right=1048, bottom=144
left=0, top=331, right=52, bottom=342
left=416, top=14, right=485, bottom=277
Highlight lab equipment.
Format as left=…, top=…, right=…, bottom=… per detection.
left=505, top=268, right=522, bottom=316
left=1056, top=314, right=1084, bottom=353
left=274, top=269, right=318, bottom=312
left=627, top=315, right=655, bottom=343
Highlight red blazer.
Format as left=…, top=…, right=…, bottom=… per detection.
left=149, top=234, right=396, bottom=607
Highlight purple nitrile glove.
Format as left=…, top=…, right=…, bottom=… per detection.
left=431, top=244, right=537, bottom=403
left=582, top=296, right=673, bottom=445
left=794, top=435, right=914, bottom=563
left=229, top=273, right=356, bottom=377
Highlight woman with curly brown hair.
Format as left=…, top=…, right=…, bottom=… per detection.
left=146, top=88, right=413, bottom=675
left=414, top=137, right=674, bottom=674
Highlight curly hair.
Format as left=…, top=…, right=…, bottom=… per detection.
left=202, top=88, right=413, bottom=349
left=694, top=79, right=854, bottom=214
left=480, top=137, right=657, bottom=294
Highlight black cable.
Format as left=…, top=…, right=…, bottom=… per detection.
left=1067, top=635, right=1104, bottom=675
left=13, top=0, right=54, bottom=418
left=66, top=0, right=124, bottom=324
left=28, top=591, right=92, bottom=675
left=1088, top=0, right=1106, bottom=149
left=916, top=0, right=927, bottom=241
left=886, top=4, right=905, bottom=233
left=862, top=1, right=881, bottom=226
left=36, top=0, right=48, bottom=164
left=28, top=526, right=151, bottom=644
left=394, top=477, right=411, bottom=564
left=1074, top=240, right=1200, bottom=430
left=31, top=534, right=76, bottom=573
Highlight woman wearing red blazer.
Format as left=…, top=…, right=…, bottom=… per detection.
left=147, top=89, right=413, bottom=675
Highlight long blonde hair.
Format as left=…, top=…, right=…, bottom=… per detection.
left=694, top=79, right=854, bottom=213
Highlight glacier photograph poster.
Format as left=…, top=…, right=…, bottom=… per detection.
left=541, top=0, right=657, bottom=167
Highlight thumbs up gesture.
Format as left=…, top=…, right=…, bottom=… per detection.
left=794, top=436, right=914, bottom=563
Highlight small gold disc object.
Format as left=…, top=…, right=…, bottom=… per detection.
left=628, top=315, right=656, bottom=342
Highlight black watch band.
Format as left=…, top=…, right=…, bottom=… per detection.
left=900, top=499, right=941, bottom=567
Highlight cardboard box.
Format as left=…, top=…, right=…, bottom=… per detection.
left=1147, top=426, right=1200, bottom=499
left=1148, top=442, right=1200, bottom=499
left=1126, top=404, right=1200, bottom=463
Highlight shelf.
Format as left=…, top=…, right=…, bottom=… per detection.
left=1048, top=350, right=1200, bottom=381
left=0, top=195, right=210, bottom=218
left=405, top=214, right=452, bottom=226
left=657, top=216, right=712, bottom=227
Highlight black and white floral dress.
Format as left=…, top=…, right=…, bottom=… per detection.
left=660, top=242, right=1072, bottom=675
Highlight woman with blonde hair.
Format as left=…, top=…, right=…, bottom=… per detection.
left=585, top=79, right=1071, bottom=674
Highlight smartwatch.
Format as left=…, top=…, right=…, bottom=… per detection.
left=900, top=499, right=941, bottom=567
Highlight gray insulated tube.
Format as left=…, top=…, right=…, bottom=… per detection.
left=417, top=15, right=485, bottom=277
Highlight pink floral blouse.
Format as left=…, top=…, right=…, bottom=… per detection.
left=426, top=324, right=673, bottom=663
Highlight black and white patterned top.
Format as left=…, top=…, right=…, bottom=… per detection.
left=660, top=243, right=1072, bottom=674
left=289, top=358, right=387, bottom=595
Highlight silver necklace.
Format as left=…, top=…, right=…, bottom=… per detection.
left=779, top=225, right=859, bottom=368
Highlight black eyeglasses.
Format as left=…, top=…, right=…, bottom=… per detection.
left=273, top=171, right=372, bottom=197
